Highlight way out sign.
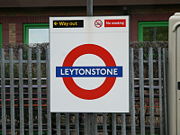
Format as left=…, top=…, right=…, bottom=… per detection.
left=50, top=16, right=129, bottom=112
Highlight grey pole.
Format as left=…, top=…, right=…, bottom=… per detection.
left=87, top=0, right=93, bottom=16
left=87, top=1, right=94, bottom=135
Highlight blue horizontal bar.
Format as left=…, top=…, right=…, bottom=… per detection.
left=56, top=66, right=123, bottom=77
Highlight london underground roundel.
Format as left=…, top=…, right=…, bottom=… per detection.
left=56, top=44, right=123, bottom=100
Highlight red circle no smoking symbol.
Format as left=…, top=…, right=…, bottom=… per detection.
left=62, top=44, right=117, bottom=100
left=94, top=20, right=103, bottom=28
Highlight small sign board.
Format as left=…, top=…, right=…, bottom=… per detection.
left=50, top=16, right=129, bottom=112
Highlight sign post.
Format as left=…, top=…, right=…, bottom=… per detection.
left=86, top=2, right=95, bottom=134
left=87, top=0, right=93, bottom=16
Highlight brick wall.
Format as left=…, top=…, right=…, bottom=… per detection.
left=0, top=5, right=179, bottom=46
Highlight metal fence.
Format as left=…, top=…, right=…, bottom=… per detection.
left=0, top=42, right=168, bottom=135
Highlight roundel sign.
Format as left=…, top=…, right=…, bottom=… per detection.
left=50, top=16, right=129, bottom=112
left=56, top=44, right=122, bottom=100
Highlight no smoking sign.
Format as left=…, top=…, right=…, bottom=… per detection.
left=50, top=16, right=129, bottom=112
left=94, top=19, right=103, bottom=28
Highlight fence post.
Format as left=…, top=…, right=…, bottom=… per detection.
left=37, top=48, right=42, bottom=135
left=19, top=48, right=24, bottom=135
left=130, top=48, right=136, bottom=135
left=46, top=47, right=52, bottom=135
left=56, top=113, right=61, bottom=135
left=139, top=48, right=145, bottom=135
left=1, top=48, right=6, bottom=135
left=10, top=48, right=15, bottom=135
left=103, top=113, right=108, bottom=135
left=163, top=48, right=168, bottom=135
left=28, top=48, right=34, bottom=135
left=149, top=48, right=155, bottom=134
left=158, top=48, right=164, bottom=135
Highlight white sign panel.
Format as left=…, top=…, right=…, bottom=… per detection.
left=50, top=16, right=129, bottom=112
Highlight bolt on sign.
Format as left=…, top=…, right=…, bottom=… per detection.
left=50, top=16, right=129, bottom=112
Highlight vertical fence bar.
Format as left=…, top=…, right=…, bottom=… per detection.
left=149, top=48, right=155, bottom=134
left=103, top=113, right=108, bottom=135
left=88, top=114, right=91, bottom=135
left=10, top=48, right=15, bottom=135
left=90, top=114, right=95, bottom=135
left=84, top=114, right=91, bottom=135
left=75, top=113, right=80, bottom=135
left=130, top=48, right=136, bottom=135
left=158, top=48, right=164, bottom=135
left=93, top=114, right=97, bottom=135
left=1, top=48, right=6, bottom=135
left=139, top=48, right=145, bottom=135
left=90, top=115, right=93, bottom=135
left=84, top=114, right=88, bottom=135
left=89, top=114, right=96, bottom=135
left=163, top=48, right=168, bottom=135
left=56, top=113, right=61, bottom=135
left=28, top=48, right=33, bottom=135
left=19, top=49, right=24, bottom=135
left=46, top=47, right=52, bottom=135
left=121, top=114, right=126, bottom=135
left=66, top=114, right=70, bottom=135
left=37, top=48, right=42, bottom=135
left=112, top=114, right=116, bottom=135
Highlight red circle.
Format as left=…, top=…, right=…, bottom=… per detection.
left=63, top=44, right=116, bottom=100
